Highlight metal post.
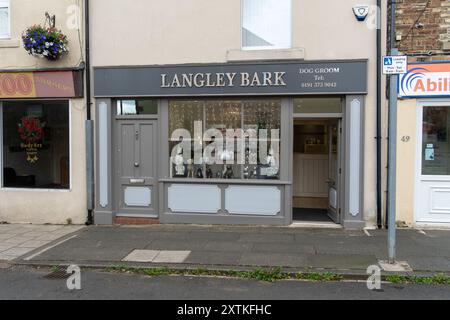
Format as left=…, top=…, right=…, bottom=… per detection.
left=387, top=48, right=399, bottom=264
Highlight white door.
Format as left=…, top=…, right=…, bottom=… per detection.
left=416, top=103, right=450, bottom=224
left=327, top=120, right=341, bottom=223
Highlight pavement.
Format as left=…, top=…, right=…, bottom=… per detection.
left=4, top=224, right=449, bottom=275
left=0, top=224, right=83, bottom=261
left=1, top=265, right=449, bottom=300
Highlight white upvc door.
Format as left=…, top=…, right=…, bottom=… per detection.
left=415, top=101, right=450, bottom=224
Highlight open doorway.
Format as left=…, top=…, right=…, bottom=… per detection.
left=292, top=119, right=342, bottom=224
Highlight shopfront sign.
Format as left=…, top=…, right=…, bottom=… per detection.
left=399, top=62, right=450, bottom=98
left=94, top=60, right=368, bottom=97
left=0, top=71, right=83, bottom=99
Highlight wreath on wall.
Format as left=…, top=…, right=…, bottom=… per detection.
left=22, top=25, right=69, bottom=61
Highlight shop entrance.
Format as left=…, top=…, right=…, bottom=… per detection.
left=114, top=119, right=159, bottom=217
left=416, top=103, right=450, bottom=225
left=292, top=119, right=342, bottom=224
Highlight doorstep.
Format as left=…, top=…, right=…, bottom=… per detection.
left=289, top=222, right=343, bottom=229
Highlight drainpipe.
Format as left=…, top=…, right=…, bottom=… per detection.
left=85, top=0, right=94, bottom=225
left=376, top=0, right=383, bottom=228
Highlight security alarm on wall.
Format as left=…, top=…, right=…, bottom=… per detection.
left=353, top=5, right=370, bottom=21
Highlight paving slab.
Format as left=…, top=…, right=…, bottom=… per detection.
left=0, top=225, right=84, bottom=261
left=153, top=251, right=191, bottom=263
left=122, top=250, right=160, bottom=262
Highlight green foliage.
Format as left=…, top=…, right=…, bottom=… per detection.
left=385, top=273, right=450, bottom=285
left=296, top=272, right=344, bottom=282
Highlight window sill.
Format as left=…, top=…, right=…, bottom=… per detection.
left=226, top=48, right=305, bottom=62
left=0, top=38, right=20, bottom=48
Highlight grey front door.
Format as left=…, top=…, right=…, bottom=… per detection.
left=115, top=120, right=158, bottom=216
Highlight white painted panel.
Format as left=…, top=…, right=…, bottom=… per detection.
left=225, top=186, right=281, bottom=216
left=430, top=188, right=450, bottom=213
left=124, top=187, right=151, bottom=207
left=98, top=102, right=109, bottom=208
left=168, top=184, right=221, bottom=213
left=349, top=99, right=361, bottom=217
left=329, top=187, right=337, bottom=209
left=417, top=182, right=450, bottom=222
left=293, top=153, right=328, bottom=197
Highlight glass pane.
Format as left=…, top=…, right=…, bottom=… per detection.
left=243, top=100, right=281, bottom=179
left=116, top=99, right=158, bottom=115
left=169, top=100, right=204, bottom=178
left=294, top=98, right=342, bottom=114
left=0, top=7, right=8, bottom=37
left=205, top=100, right=242, bottom=179
left=422, top=106, right=450, bottom=176
left=242, top=0, right=291, bottom=49
left=2, top=101, right=70, bottom=189
left=168, top=99, right=282, bottom=180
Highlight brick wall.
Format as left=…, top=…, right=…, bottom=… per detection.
left=395, top=0, right=450, bottom=56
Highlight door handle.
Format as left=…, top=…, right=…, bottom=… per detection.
left=134, top=162, right=140, bottom=167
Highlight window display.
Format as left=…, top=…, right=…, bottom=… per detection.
left=422, top=106, right=450, bottom=176
left=2, top=101, right=70, bottom=189
left=169, top=99, right=281, bottom=180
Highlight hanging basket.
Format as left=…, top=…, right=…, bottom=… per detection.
left=22, top=25, right=69, bottom=61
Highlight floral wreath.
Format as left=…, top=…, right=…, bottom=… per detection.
left=17, top=116, right=45, bottom=143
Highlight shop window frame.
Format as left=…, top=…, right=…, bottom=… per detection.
left=167, top=98, right=283, bottom=181
left=0, top=0, right=11, bottom=39
left=417, top=100, right=450, bottom=179
left=0, top=99, right=73, bottom=192
left=115, top=98, right=160, bottom=119
left=240, top=0, right=292, bottom=51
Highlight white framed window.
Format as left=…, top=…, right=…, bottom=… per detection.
left=241, top=0, right=291, bottom=50
left=0, top=0, right=10, bottom=39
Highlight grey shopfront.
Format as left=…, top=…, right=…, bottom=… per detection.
left=93, top=60, right=367, bottom=229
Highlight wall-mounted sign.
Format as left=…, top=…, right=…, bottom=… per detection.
left=94, top=60, right=368, bottom=97
left=383, top=55, right=407, bottom=75
left=399, top=62, right=450, bottom=98
left=0, top=70, right=83, bottom=99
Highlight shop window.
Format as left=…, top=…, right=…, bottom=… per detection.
left=242, top=0, right=291, bottom=50
left=0, top=0, right=10, bottom=39
left=116, top=99, right=158, bottom=116
left=1, top=101, right=70, bottom=189
left=169, top=99, right=281, bottom=180
left=422, top=106, right=450, bottom=176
